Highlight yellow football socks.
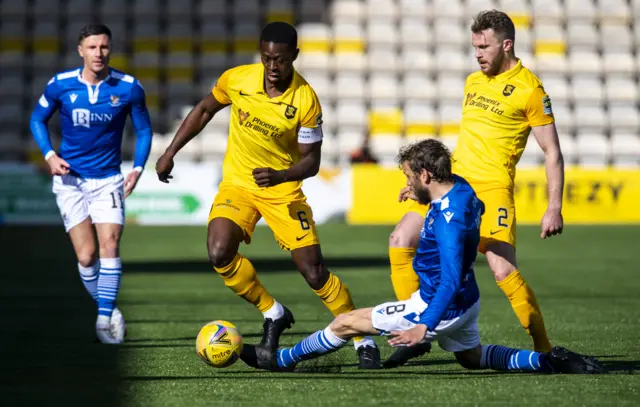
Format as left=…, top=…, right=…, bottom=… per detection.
left=313, top=273, right=370, bottom=343
left=313, top=273, right=356, bottom=316
left=214, top=253, right=275, bottom=313
left=389, top=247, right=420, bottom=301
left=497, top=270, right=553, bottom=352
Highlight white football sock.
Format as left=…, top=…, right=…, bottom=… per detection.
left=263, top=301, right=285, bottom=320
left=78, top=262, right=99, bottom=301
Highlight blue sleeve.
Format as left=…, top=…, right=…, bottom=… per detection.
left=418, top=212, right=465, bottom=330
left=30, top=78, right=60, bottom=157
left=130, top=81, right=153, bottom=170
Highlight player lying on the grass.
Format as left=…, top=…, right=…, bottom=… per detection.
left=242, top=139, right=603, bottom=374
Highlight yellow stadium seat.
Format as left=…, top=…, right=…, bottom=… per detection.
left=369, top=109, right=403, bottom=136
left=534, top=41, right=567, bottom=55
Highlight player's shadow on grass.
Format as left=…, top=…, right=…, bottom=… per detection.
left=599, top=359, right=640, bottom=374
left=125, top=257, right=392, bottom=273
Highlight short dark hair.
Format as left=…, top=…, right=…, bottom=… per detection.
left=396, top=139, right=453, bottom=183
left=78, top=24, right=112, bottom=43
left=471, top=10, right=515, bottom=42
left=260, top=22, right=298, bottom=49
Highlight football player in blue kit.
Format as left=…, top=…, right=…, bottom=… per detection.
left=242, top=139, right=603, bottom=374
left=30, top=24, right=153, bottom=344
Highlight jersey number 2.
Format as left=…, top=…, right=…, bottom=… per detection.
left=498, top=207, right=508, bottom=227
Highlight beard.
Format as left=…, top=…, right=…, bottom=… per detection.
left=485, top=51, right=505, bottom=76
left=414, top=184, right=431, bottom=205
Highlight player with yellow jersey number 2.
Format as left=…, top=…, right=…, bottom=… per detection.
left=156, top=22, right=380, bottom=369
left=385, top=10, right=565, bottom=368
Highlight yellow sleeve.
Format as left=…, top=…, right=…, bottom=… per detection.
left=211, top=69, right=232, bottom=105
left=525, top=86, right=555, bottom=127
left=299, top=86, right=323, bottom=128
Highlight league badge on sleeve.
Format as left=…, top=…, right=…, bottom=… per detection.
left=542, top=95, right=553, bottom=115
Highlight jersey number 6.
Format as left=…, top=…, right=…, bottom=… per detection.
left=297, top=210, right=310, bottom=231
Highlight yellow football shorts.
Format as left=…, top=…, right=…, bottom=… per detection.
left=405, top=183, right=516, bottom=253
left=208, top=182, right=320, bottom=251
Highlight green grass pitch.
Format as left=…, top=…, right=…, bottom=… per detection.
left=1, top=224, right=639, bottom=406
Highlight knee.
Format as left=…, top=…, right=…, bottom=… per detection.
left=299, top=262, right=328, bottom=290
left=99, top=235, right=120, bottom=258
left=489, top=262, right=516, bottom=281
left=77, top=250, right=97, bottom=268
left=208, top=239, right=236, bottom=269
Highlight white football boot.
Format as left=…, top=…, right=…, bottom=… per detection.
left=96, top=314, right=123, bottom=345
left=110, top=308, right=127, bottom=343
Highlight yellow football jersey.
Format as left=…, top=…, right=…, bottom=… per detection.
left=452, top=60, right=554, bottom=188
left=212, top=64, right=322, bottom=196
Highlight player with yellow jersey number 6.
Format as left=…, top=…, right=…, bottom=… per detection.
left=156, top=22, right=380, bottom=369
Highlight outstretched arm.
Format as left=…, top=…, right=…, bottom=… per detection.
left=156, top=94, right=228, bottom=183
left=165, top=93, right=228, bottom=157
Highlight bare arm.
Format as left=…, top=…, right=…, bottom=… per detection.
left=156, top=93, right=228, bottom=183
left=283, top=141, right=322, bottom=182
left=165, top=93, right=228, bottom=156
left=253, top=141, right=322, bottom=187
left=532, top=123, right=565, bottom=238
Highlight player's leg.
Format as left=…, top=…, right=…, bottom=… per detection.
left=242, top=307, right=376, bottom=372
left=208, top=185, right=292, bottom=348
left=276, top=307, right=379, bottom=369
left=385, top=203, right=432, bottom=366
left=442, top=299, right=602, bottom=374
left=53, top=175, right=101, bottom=302
left=260, top=193, right=379, bottom=368
left=477, top=187, right=551, bottom=352
left=454, top=344, right=602, bottom=374
left=290, top=244, right=380, bottom=368
left=87, top=174, right=128, bottom=344
left=94, top=222, right=124, bottom=343
left=68, top=219, right=99, bottom=301
left=388, top=204, right=425, bottom=301
left=256, top=292, right=428, bottom=371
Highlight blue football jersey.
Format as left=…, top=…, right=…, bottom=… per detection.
left=30, top=67, right=152, bottom=179
left=414, top=175, right=484, bottom=330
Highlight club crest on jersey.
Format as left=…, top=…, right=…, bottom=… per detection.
left=109, top=95, right=121, bottom=107
left=284, top=105, right=297, bottom=119
left=465, top=92, right=476, bottom=106
left=238, top=109, right=250, bottom=125
left=502, top=84, right=515, bottom=96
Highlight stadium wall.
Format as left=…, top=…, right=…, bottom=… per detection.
left=2, top=162, right=640, bottom=226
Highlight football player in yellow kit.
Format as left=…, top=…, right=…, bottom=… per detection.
left=385, top=10, right=565, bottom=367
left=155, top=22, right=380, bottom=368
